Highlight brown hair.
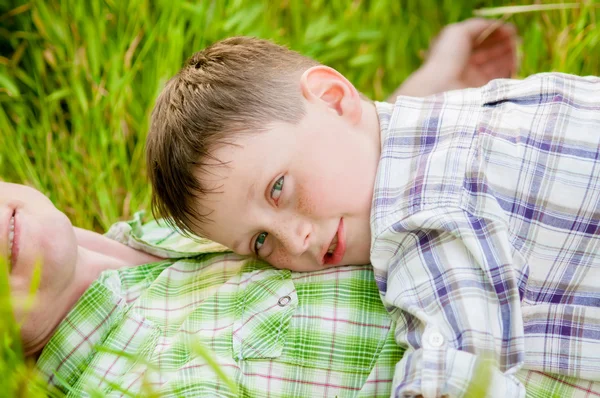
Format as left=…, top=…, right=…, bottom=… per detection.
left=146, top=36, right=320, bottom=235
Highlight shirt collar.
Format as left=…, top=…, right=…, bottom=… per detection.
left=374, top=101, right=395, bottom=147
left=105, top=211, right=230, bottom=258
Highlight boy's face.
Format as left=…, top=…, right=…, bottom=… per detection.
left=193, top=71, right=381, bottom=271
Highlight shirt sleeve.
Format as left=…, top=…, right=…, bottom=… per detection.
left=372, top=206, right=528, bottom=398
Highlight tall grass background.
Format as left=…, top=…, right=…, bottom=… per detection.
left=0, top=0, right=599, bottom=396
left=1, top=0, right=599, bottom=232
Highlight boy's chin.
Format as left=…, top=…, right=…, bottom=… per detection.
left=346, top=252, right=373, bottom=267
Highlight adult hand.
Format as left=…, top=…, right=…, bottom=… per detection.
left=390, top=18, right=519, bottom=99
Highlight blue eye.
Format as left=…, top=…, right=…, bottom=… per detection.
left=271, top=176, right=284, bottom=202
left=254, top=232, right=268, bottom=254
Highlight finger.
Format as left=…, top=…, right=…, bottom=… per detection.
left=475, top=24, right=517, bottom=50
left=478, top=60, right=512, bottom=80
left=478, top=24, right=518, bottom=51
left=472, top=47, right=516, bottom=79
left=471, top=39, right=514, bottom=65
left=477, top=38, right=518, bottom=74
left=458, top=17, right=504, bottom=39
left=455, top=17, right=515, bottom=41
left=481, top=27, right=519, bottom=77
left=476, top=22, right=518, bottom=48
left=477, top=45, right=515, bottom=73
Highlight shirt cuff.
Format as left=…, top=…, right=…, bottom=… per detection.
left=392, top=328, right=525, bottom=398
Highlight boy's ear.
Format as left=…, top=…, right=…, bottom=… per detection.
left=300, top=65, right=361, bottom=124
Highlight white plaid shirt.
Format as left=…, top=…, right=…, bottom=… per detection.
left=371, top=73, right=600, bottom=397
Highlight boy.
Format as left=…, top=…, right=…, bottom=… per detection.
left=146, top=26, right=600, bottom=398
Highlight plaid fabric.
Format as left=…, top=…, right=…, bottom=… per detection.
left=371, top=73, right=600, bottom=397
left=36, top=214, right=404, bottom=397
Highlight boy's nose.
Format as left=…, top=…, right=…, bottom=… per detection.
left=277, top=217, right=312, bottom=256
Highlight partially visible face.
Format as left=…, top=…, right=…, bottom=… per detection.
left=0, top=183, right=78, bottom=331
left=194, top=99, right=380, bottom=271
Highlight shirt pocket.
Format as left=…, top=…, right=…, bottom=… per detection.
left=233, top=268, right=298, bottom=360
left=273, top=267, right=395, bottom=375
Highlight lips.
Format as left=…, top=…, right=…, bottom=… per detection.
left=323, top=218, right=346, bottom=266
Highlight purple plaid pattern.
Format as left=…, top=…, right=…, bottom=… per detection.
left=371, top=73, right=600, bottom=397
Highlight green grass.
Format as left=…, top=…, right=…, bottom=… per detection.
left=0, top=256, right=49, bottom=397
left=1, top=0, right=599, bottom=395
left=1, top=0, right=599, bottom=232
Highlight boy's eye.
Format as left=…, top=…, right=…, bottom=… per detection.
left=254, top=232, right=268, bottom=254
left=270, top=176, right=284, bottom=203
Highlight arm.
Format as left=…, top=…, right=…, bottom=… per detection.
left=388, top=18, right=518, bottom=100
left=374, top=208, right=526, bottom=397
left=74, top=226, right=165, bottom=265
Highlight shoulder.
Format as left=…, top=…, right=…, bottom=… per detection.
left=371, top=93, right=484, bottom=242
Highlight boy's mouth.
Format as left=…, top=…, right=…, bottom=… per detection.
left=323, top=218, right=346, bottom=266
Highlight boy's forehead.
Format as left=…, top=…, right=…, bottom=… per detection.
left=192, top=161, right=249, bottom=237
left=191, top=195, right=244, bottom=249
left=196, top=132, right=271, bottom=186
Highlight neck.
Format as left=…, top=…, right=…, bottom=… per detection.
left=360, top=99, right=382, bottom=155
left=73, top=246, right=129, bottom=296
left=24, top=247, right=126, bottom=357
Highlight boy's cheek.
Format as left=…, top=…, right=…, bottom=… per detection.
left=294, top=173, right=357, bottom=216
left=267, top=250, right=317, bottom=271
left=266, top=250, right=295, bottom=270
left=293, top=180, right=317, bottom=215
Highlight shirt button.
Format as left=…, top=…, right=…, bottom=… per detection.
left=278, top=295, right=291, bottom=307
left=428, top=332, right=444, bottom=347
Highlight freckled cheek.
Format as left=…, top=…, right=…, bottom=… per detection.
left=294, top=185, right=316, bottom=215
left=294, top=178, right=337, bottom=217
left=294, top=175, right=363, bottom=217
left=267, top=250, right=295, bottom=270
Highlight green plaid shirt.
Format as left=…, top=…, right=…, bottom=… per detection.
left=36, top=213, right=598, bottom=397
left=36, top=213, right=402, bottom=397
